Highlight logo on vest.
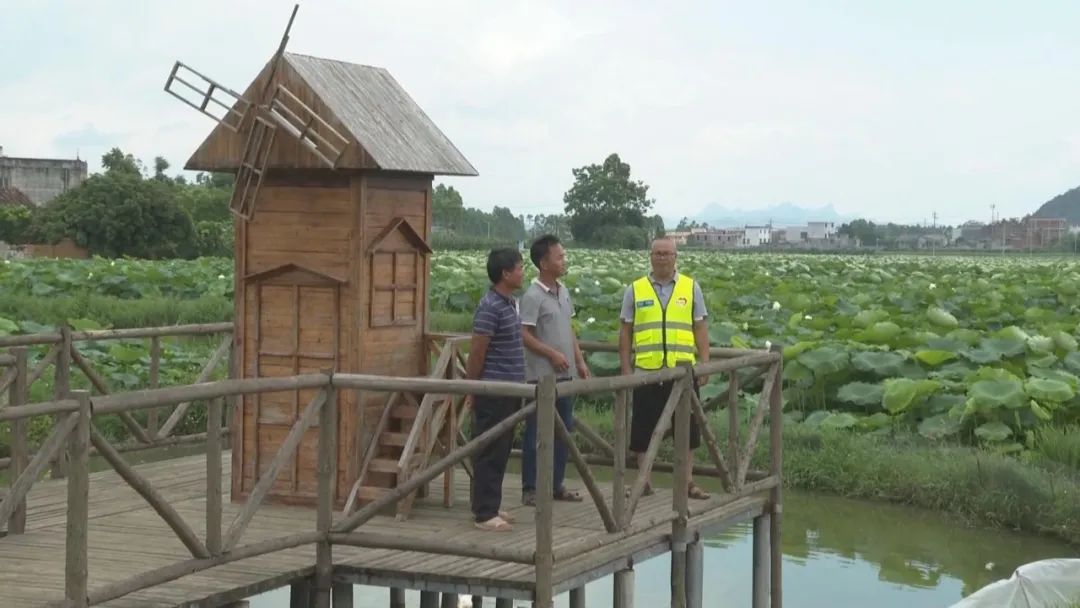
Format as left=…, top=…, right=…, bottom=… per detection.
left=636, top=299, right=655, bottom=308
left=676, top=297, right=688, bottom=307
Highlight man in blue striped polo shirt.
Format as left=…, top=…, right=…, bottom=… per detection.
left=464, top=248, right=527, bottom=532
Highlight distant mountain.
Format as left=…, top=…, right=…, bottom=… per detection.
left=667, top=202, right=853, bottom=230
left=1033, top=186, right=1080, bottom=225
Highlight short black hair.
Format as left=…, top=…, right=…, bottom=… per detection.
left=486, top=248, right=522, bottom=284
left=529, top=234, right=561, bottom=269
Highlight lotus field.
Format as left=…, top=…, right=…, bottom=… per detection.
left=2, top=252, right=1079, bottom=450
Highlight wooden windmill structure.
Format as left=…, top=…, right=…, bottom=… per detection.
left=164, top=5, right=477, bottom=511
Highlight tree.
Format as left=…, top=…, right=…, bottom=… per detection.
left=31, top=149, right=195, bottom=259
left=433, top=184, right=465, bottom=232
left=177, top=173, right=233, bottom=223
left=647, top=214, right=666, bottom=239
left=675, top=217, right=701, bottom=232
left=153, top=156, right=171, bottom=181
left=563, top=153, right=654, bottom=245
left=839, top=219, right=879, bottom=246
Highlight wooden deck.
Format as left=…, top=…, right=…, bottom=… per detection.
left=0, top=451, right=769, bottom=607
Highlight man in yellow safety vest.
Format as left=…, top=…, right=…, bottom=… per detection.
left=618, top=237, right=712, bottom=499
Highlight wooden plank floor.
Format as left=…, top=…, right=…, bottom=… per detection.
left=0, top=452, right=766, bottom=607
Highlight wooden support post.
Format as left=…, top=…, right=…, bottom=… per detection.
left=534, top=375, right=557, bottom=608
left=612, top=389, right=627, bottom=530
left=389, top=588, right=405, bottom=608
left=52, top=326, right=71, bottom=479
left=290, top=578, right=313, bottom=608
left=570, top=586, right=586, bottom=608
left=65, top=390, right=91, bottom=608
left=670, top=377, right=691, bottom=608
left=147, top=336, right=160, bottom=436
left=420, top=590, right=439, bottom=608
left=494, top=598, right=513, bottom=608
left=727, top=370, right=739, bottom=491
left=471, top=596, right=483, bottom=607
left=686, top=534, right=703, bottom=608
left=332, top=583, right=353, bottom=608
left=767, top=347, right=784, bottom=608
left=8, top=347, right=28, bottom=534
left=752, top=513, right=770, bottom=608
left=206, top=397, right=223, bottom=555
left=315, top=379, right=337, bottom=608
left=614, top=568, right=634, bottom=608
left=441, top=592, right=458, bottom=608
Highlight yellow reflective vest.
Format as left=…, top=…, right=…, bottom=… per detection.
left=631, top=274, right=697, bottom=370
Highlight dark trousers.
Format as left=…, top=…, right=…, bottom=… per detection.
left=470, top=396, right=518, bottom=522
left=521, top=395, right=574, bottom=494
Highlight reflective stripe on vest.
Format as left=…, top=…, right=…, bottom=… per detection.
left=631, top=275, right=697, bottom=369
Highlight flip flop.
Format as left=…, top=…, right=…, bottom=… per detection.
left=688, top=483, right=711, bottom=500
left=475, top=516, right=512, bottom=532
left=499, top=510, right=516, bottom=523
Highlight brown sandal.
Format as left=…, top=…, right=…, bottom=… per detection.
left=554, top=487, right=584, bottom=502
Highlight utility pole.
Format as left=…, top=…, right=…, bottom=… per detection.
left=990, top=204, right=996, bottom=252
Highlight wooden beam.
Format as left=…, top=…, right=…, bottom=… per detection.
left=625, top=377, right=686, bottom=523
left=727, top=370, right=740, bottom=491
left=686, top=536, right=703, bottom=608
left=223, top=387, right=329, bottom=552
left=68, top=322, right=233, bottom=342
left=554, top=410, right=617, bottom=533
left=89, top=424, right=211, bottom=558
left=555, top=366, right=687, bottom=398
left=147, top=336, right=161, bottom=436
left=572, top=418, right=614, bottom=458
left=333, top=400, right=537, bottom=533
left=91, top=374, right=329, bottom=416
left=767, top=347, right=784, bottom=608
left=315, top=381, right=337, bottom=608
left=570, top=587, right=586, bottom=608
left=0, top=411, right=79, bottom=526
left=332, top=373, right=535, bottom=400
left=534, top=375, right=556, bottom=608
left=0, top=428, right=230, bottom=470
left=52, top=326, right=71, bottom=479
left=332, top=583, right=353, bottom=608
left=82, top=532, right=322, bottom=606
left=736, top=362, right=778, bottom=486
left=206, top=397, right=223, bottom=556
left=752, top=514, right=770, bottom=608
left=613, top=568, right=634, bottom=608
left=389, top=588, right=405, bottom=608
left=328, top=532, right=534, bottom=564
left=670, top=384, right=691, bottom=608
left=156, top=334, right=232, bottom=439
left=440, top=593, right=457, bottom=608
left=26, top=343, right=60, bottom=387
left=344, top=392, right=400, bottom=514
left=420, top=591, right=439, bottom=608
left=68, top=344, right=154, bottom=444
left=612, top=389, right=627, bottom=529
left=7, top=348, right=28, bottom=534
left=688, top=391, right=733, bottom=491
left=65, top=391, right=91, bottom=608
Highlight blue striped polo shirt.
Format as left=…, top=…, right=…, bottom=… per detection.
left=473, top=289, right=526, bottom=382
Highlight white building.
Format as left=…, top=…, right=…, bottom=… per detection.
left=742, top=225, right=771, bottom=247
left=806, top=221, right=836, bottom=241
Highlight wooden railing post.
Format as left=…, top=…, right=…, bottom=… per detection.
left=534, top=375, right=557, bottom=608
left=147, top=336, right=161, bottom=436
left=670, top=374, right=691, bottom=608
left=52, top=326, right=72, bottom=479
left=8, top=347, right=29, bottom=534
left=66, top=390, right=91, bottom=608
left=726, top=369, right=739, bottom=491
left=612, top=388, right=627, bottom=530
left=315, top=375, right=337, bottom=608
left=206, top=397, right=223, bottom=556
left=768, top=345, right=784, bottom=608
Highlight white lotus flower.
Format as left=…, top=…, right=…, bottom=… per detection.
left=110, top=260, right=116, bottom=266
left=574, top=287, right=580, bottom=293
left=594, top=280, right=600, bottom=286
left=87, top=272, right=93, bottom=279
left=742, top=322, right=749, bottom=330
left=804, top=315, right=812, bottom=320
left=985, top=562, right=994, bottom=571
left=772, top=301, right=781, bottom=310
left=928, top=283, right=936, bottom=289
left=218, top=274, right=226, bottom=280
left=587, top=317, right=596, bottom=324
left=765, top=340, right=772, bottom=350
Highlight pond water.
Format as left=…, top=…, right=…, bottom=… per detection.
left=247, top=488, right=1076, bottom=607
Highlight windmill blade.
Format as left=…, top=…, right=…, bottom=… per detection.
left=267, top=83, right=350, bottom=168
left=230, top=114, right=278, bottom=220
left=165, top=61, right=252, bottom=133
left=257, top=3, right=300, bottom=103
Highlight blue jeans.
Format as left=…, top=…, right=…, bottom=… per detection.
left=521, top=395, right=574, bottom=494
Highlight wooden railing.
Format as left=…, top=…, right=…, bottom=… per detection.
left=0, top=323, right=233, bottom=478
left=0, top=328, right=783, bottom=608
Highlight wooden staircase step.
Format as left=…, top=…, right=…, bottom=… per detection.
left=355, top=485, right=393, bottom=501
left=368, top=458, right=401, bottom=474
left=380, top=432, right=409, bottom=447
left=391, top=403, right=419, bottom=419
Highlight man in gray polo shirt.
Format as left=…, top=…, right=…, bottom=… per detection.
left=520, top=234, right=590, bottom=506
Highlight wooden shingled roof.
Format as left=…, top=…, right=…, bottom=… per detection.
left=185, top=52, right=477, bottom=177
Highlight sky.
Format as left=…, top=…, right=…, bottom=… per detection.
left=3, top=0, right=1080, bottom=225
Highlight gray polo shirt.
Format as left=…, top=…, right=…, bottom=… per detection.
left=520, top=278, right=577, bottom=381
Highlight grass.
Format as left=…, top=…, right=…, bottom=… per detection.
left=571, top=404, right=1080, bottom=546
left=1033, top=425, right=1080, bottom=473
left=0, top=293, right=233, bottom=328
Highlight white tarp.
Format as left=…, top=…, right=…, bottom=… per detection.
left=950, top=559, right=1080, bottom=608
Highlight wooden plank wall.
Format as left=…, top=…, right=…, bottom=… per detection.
left=234, top=173, right=357, bottom=507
